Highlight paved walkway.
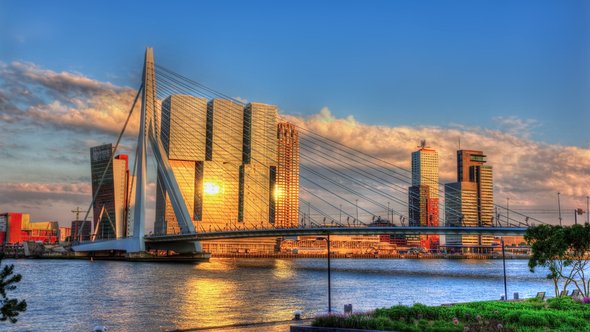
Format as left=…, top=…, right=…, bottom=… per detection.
left=175, top=319, right=312, bottom=332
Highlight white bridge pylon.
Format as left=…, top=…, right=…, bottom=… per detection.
left=73, top=48, right=200, bottom=254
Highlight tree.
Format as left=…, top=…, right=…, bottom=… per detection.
left=526, top=224, right=590, bottom=297
left=0, top=254, right=27, bottom=323
left=562, top=224, right=590, bottom=296
left=525, top=225, right=569, bottom=297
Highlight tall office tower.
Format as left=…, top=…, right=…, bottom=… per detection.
left=407, top=144, right=439, bottom=251
left=90, top=144, right=129, bottom=239
left=200, top=99, right=244, bottom=230
left=445, top=150, right=494, bottom=252
left=239, top=102, right=278, bottom=227
left=155, top=95, right=208, bottom=235
left=275, top=122, right=300, bottom=228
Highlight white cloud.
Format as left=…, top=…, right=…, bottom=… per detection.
left=1, top=61, right=588, bottom=226
left=282, top=108, right=590, bottom=223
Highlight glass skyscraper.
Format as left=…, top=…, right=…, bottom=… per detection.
left=445, top=150, right=494, bottom=252
left=276, top=122, right=300, bottom=228
left=408, top=145, right=439, bottom=251
left=90, top=143, right=129, bottom=239
left=154, top=95, right=298, bottom=250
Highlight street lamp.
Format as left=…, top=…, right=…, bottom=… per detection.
left=317, top=234, right=332, bottom=314
left=501, top=238, right=508, bottom=301
left=557, top=192, right=562, bottom=226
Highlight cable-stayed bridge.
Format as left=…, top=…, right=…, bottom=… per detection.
left=72, top=49, right=543, bottom=255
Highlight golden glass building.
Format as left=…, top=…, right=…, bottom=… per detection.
left=155, top=95, right=208, bottom=235
left=408, top=145, right=439, bottom=250
left=444, top=150, right=494, bottom=252
left=154, top=96, right=298, bottom=254
left=276, top=122, right=300, bottom=228
left=201, top=99, right=243, bottom=231
left=239, top=102, right=278, bottom=227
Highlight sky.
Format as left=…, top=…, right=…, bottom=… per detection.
left=0, top=0, right=589, bottom=226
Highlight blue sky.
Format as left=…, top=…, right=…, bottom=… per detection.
left=0, top=0, right=589, bottom=224
left=1, top=0, right=588, bottom=146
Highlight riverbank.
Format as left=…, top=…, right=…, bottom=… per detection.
left=3, top=251, right=530, bottom=260
left=211, top=252, right=529, bottom=259
left=303, top=297, right=589, bottom=332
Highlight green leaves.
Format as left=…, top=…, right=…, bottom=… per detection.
left=526, top=224, right=590, bottom=298
left=312, top=299, right=590, bottom=331
left=0, top=255, right=27, bottom=324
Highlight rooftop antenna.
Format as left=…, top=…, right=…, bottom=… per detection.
left=458, top=137, right=461, bottom=150
left=419, top=139, right=427, bottom=149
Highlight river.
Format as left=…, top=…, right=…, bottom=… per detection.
left=4, top=258, right=553, bottom=331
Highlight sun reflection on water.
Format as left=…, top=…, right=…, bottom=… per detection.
left=273, top=259, right=295, bottom=279
left=180, top=276, right=241, bottom=328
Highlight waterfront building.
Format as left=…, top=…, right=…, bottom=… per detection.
left=27, top=221, right=59, bottom=243
left=0, top=213, right=59, bottom=244
left=282, top=235, right=397, bottom=255
left=275, top=122, right=300, bottom=228
left=444, top=150, right=494, bottom=252
left=59, top=227, right=71, bottom=243
left=155, top=95, right=208, bottom=234
left=200, top=99, right=243, bottom=230
left=408, top=144, right=439, bottom=251
left=154, top=96, right=287, bottom=254
left=90, top=144, right=129, bottom=239
left=240, top=102, right=278, bottom=226
left=0, top=212, right=29, bottom=244
left=71, top=220, right=92, bottom=242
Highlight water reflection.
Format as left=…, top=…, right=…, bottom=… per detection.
left=181, top=277, right=240, bottom=328
left=6, top=258, right=552, bottom=331
left=273, top=259, right=295, bottom=279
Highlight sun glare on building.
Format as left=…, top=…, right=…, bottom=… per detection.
left=204, top=182, right=221, bottom=195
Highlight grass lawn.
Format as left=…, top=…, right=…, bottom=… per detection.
left=312, top=297, right=590, bottom=331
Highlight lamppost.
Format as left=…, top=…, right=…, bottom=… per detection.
left=318, top=234, right=332, bottom=313
left=557, top=192, right=562, bottom=226
left=501, top=238, right=508, bottom=301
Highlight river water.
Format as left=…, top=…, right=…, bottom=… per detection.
left=4, top=258, right=553, bottom=331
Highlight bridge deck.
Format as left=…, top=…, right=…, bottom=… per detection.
left=144, top=226, right=527, bottom=242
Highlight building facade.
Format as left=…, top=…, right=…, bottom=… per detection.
left=408, top=145, right=440, bottom=251
left=275, top=122, right=300, bottom=228
left=240, top=102, right=278, bottom=226
left=0, top=213, right=59, bottom=245
left=71, top=220, right=92, bottom=242
left=154, top=95, right=296, bottom=254
left=90, top=144, right=129, bottom=239
left=445, top=150, right=494, bottom=252
left=155, top=95, right=208, bottom=235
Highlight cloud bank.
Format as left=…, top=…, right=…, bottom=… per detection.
left=283, top=107, right=590, bottom=219
left=0, top=61, right=140, bottom=135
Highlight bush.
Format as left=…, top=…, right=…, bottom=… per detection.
left=312, top=298, right=590, bottom=332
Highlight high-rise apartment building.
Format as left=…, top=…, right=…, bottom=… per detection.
left=445, top=150, right=494, bottom=252
left=155, top=95, right=208, bottom=235
left=90, top=144, right=129, bottom=239
left=408, top=144, right=439, bottom=251
left=275, top=122, right=300, bottom=228
left=155, top=96, right=289, bottom=247
left=239, top=102, right=278, bottom=226
left=201, top=99, right=243, bottom=230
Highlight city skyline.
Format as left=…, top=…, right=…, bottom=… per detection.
left=0, top=1, right=588, bottom=226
